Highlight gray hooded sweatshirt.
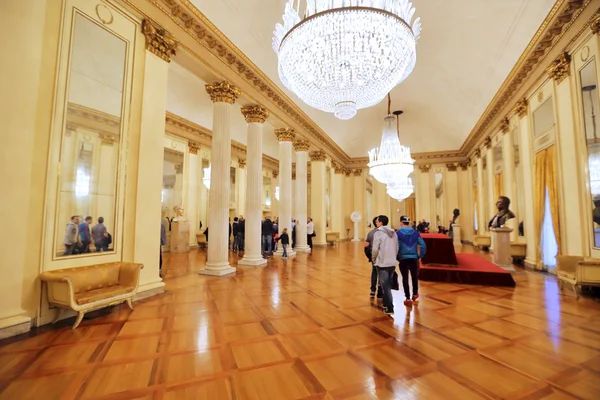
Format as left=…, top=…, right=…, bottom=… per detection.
left=372, top=226, right=399, bottom=268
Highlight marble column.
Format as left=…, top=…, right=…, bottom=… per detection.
left=293, top=139, right=310, bottom=252
left=237, top=159, right=246, bottom=217
left=310, top=151, right=327, bottom=246
left=485, top=139, right=495, bottom=225
left=199, top=82, right=240, bottom=276
left=353, top=169, right=366, bottom=238
left=515, top=98, right=537, bottom=267
left=445, top=164, right=459, bottom=227
left=275, top=128, right=296, bottom=257
left=416, top=165, right=432, bottom=225
left=501, top=122, right=518, bottom=242
left=331, top=164, right=345, bottom=237
left=476, top=151, right=486, bottom=236
left=239, top=106, right=269, bottom=266
left=271, top=171, right=279, bottom=219
left=187, top=141, right=200, bottom=246
left=343, top=169, right=354, bottom=240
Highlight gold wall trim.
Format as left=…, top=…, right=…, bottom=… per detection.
left=461, top=0, right=589, bottom=153
left=145, top=0, right=350, bottom=164
left=67, top=102, right=121, bottom=135
left=164, top=112, right=278, bottom=170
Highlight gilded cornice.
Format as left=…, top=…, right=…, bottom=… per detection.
left=547, top=52, right=572, bottom=83
left=514, top=98, right=528, bottom=118
left=142, top=19, right=178, bottom=62
left=145, top=0, right=349, bottom=164
left=293, top=139, right=310, bottom=152
left=205, top=81, right=241, bottom=104
left=241, top=105, right=269, bottom=123
left=461, top=0, right=588, bottom=153
left=309, top=150, right=327, bottom=162
left=275, top=128, right=295, bottom=142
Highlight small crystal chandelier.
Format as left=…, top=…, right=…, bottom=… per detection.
left=273, top=0, right=421, bottom=120
left=203, top=164, right=211, bottom=189
left=368, top=95, right=414, bottom=199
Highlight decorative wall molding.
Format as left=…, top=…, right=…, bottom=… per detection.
left=188, top=141, right=199, bottom=154
left=514, top=98, right=529, bottom=118
left=67, top=102, right=120, bottom=136
left=418, top=164, right=431, bottom=173
left=446, top=163, right=458, bottom=172
left=164, top=112, right=278, bottom=170
left=547, top=51, right=572, bottom=82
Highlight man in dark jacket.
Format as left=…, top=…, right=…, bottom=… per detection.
left=364, top=217, right=382, bottom=299
left=232, top=217, right=240, bottom=251
left=397, top=216, right=427, bottom=307
left=261, top=216, right=275, bottom=258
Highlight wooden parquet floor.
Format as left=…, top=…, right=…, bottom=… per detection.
left=1, top=243, right=600, bottom=400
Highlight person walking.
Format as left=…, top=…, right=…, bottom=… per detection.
left=63, top=216, right=81, bottom=255
left=91, top=217, right=108, bottom=252
left=364, top=217, right=382, bottom=299
left=371, top=215, right=398, bottom=315
left=397, top=216, right=427, bottom=307
left=261, top=216, right=275, bottom=258
left=307, top=217, right=315, bottom=251
left=79, top=216, right=93, bottom=253
left=276, top=228, right=290, bottom=259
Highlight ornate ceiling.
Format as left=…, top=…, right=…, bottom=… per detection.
left=187, top=0, right=556, bottom=157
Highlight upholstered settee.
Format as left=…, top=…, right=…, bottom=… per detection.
left=39, top=262, right=144, bottom=329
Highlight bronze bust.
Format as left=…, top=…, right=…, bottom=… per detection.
left=489, top=196, right=516, bottom=229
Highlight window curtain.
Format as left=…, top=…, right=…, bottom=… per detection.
left=405, top=198, right=416, bottom=223
left=494, top=172, right=503, bottom=199
left=534, top=145, right=561, bottom=269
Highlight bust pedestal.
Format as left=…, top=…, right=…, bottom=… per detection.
left=170, top=221, right=190, bottom=253
left=491, top=227, right=513, bottom=270
left=452, top=224, right=461, bottom=247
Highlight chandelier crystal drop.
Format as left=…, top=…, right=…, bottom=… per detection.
left=272, top=0, right=421, bottom=120
left=368, top=109, right=414, bottom=193
left=387, top=178, right=414, bottom=201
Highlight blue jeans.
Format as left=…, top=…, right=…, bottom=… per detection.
left=262, top=235, right=272, bottom=256
left=282, top=244, right=287, bottom=257
left=371, top=264, right=382, bottom=295
left=377, top=266, right=395, bottom=310
left=238, top=234, right=245, bottom=251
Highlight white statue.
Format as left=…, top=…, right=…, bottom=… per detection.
left=173, top=205, right=187, bottom=222
left=350, top=211, right=362, bottom=242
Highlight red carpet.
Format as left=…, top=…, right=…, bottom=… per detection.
left=418, top=253, right=516, bottom=287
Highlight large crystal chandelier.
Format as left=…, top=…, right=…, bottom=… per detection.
left=368, top=95, right=414, bottom=200
left=272, top=0, right=422, bottom=120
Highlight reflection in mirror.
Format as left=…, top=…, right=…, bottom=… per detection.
left=514, top=127, right=525, bottom=237
left=230, top=167, right=236, bottom=204
left=579, top=60, right=600, bottom=248
left=434, top=173, right=444, bottom=230
left=162, top=149, right=185, bottom=237
left=263, top=176, right=272, bottom=209
left=57, top=13, right=127, bottom=257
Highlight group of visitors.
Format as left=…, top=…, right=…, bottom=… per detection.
left=63, top=215, right=111, bottom=256
left=365, top=215, right=427, bottom=315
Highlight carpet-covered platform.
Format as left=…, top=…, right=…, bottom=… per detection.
left=418, top=253, right=516, bottom=287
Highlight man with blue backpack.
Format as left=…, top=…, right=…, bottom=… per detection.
left=397, top=216, right=427, bottom=307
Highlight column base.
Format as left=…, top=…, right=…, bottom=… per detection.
left=134, top=281, right=166, bottom=301
left=351, top=238, right=361, bottom=242
left=312, top=241, right=327, bottom=247
left=294, top=245, right=311, bottom=253
left=238, top=257, right=267, bottom=267
left=0, top=314, right=31, bottom=340
left=198, top=266, right=237, bottom=277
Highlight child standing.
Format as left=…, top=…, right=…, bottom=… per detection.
left=277, top=228, right=290, bottom=259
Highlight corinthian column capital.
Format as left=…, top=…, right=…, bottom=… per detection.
left=275, top=128, right=295, bottom=142
left=241, top=105, right=269, bottom=123
left=293, top=139, right=310, bottom=152
left=309, top=150, right=327, bottom=162
left=141, top=19, right=178, bottom=62
left=205, top=81, right=241, bottom=104
left=547, top=52, right=571, bottom=83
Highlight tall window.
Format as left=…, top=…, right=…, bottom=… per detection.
left=541, top=188, right=558, bottom=271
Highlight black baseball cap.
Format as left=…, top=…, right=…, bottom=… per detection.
left=400, top=216, right=411, bottom=223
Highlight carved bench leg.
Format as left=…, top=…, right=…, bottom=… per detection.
left=72, top=311, right=85, bottom=330
left=572, top=284, right=580, bottom=300
left=126, top=298, right=134, bottom=311
left=53, top=308, right=64, bottom=324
